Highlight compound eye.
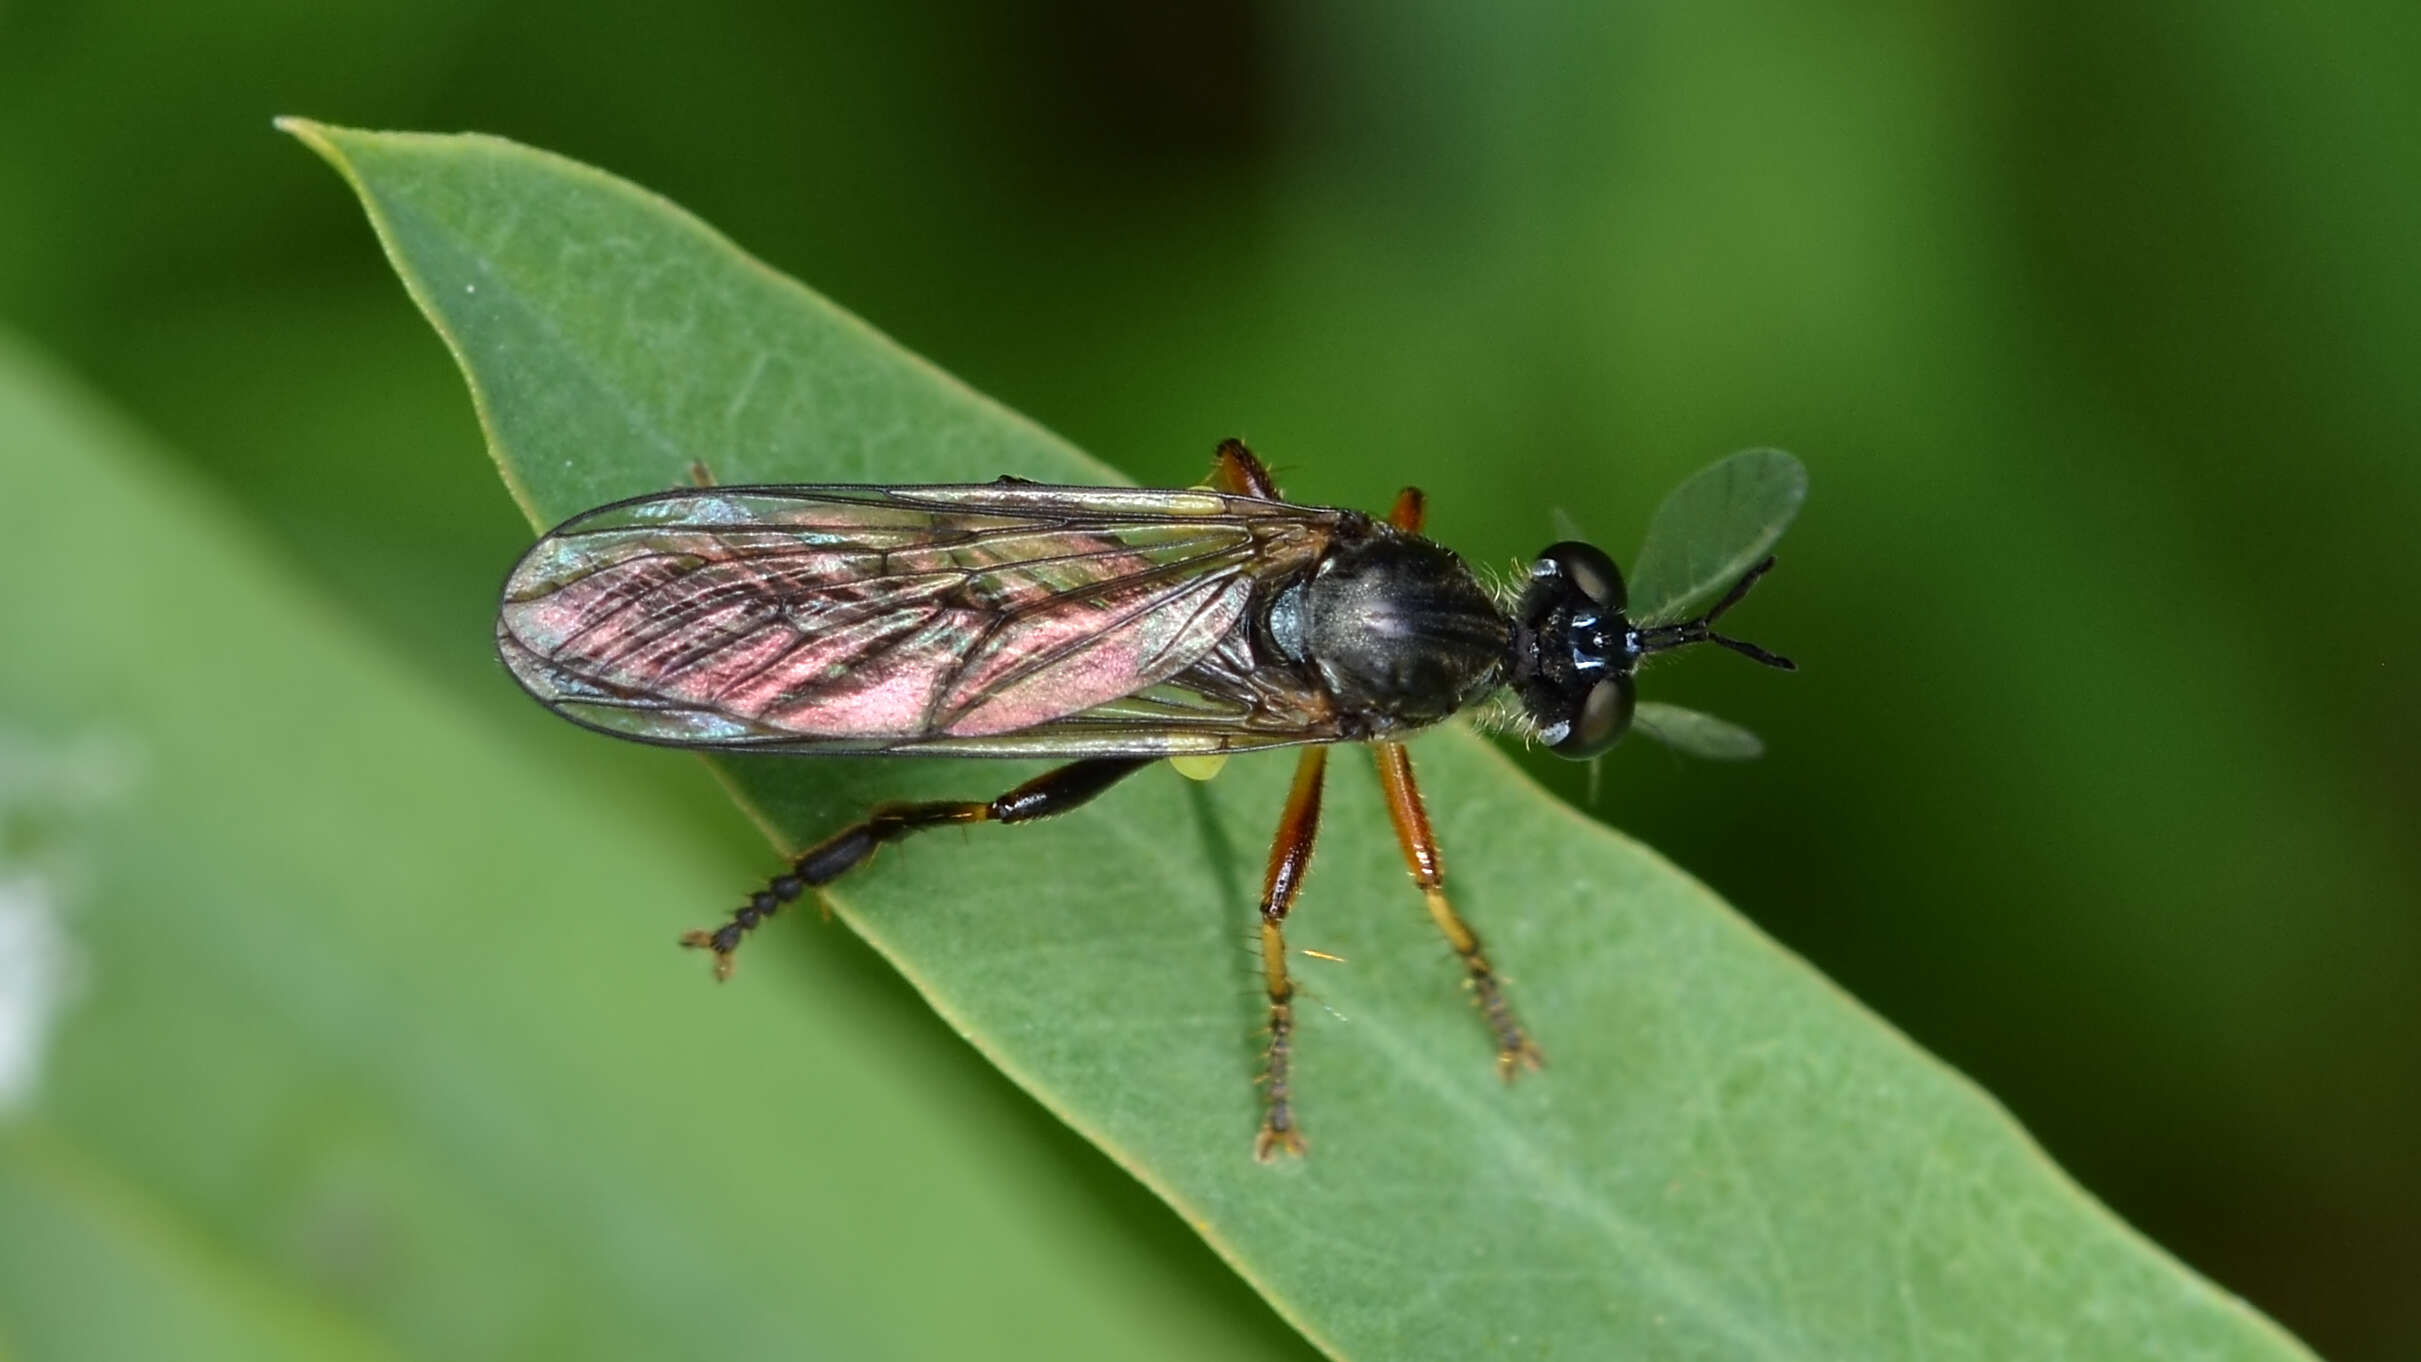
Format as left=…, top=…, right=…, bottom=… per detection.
left=1549, top=673, right=1635, bottom=759
left=1533, top=541, right=1626, bottom=612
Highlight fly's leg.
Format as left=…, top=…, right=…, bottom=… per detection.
left=1208, top=438, right=1281, bottom=499
left=1253, top=746, right=1328, bottom=1160
left=1370, top=487, right=1533, bottom=1065
left=682, top=757, right=1152, bottom=979
left=1371, top=740, right=1543, bottom=1077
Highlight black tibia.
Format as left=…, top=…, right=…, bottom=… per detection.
left=682, top=757, right=1151, bottom=979
left=1254, top=745, right=1328, bottom=1160
left=1372, top=740, right=1542, bottom=1077
left=1208, top=437, right=1281, bottom=499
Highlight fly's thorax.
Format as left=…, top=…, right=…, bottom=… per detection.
left=1292, top=531, right=1511, bottom=728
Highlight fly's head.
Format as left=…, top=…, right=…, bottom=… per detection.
left=1509, top=542, right=1794, bottom=759
left=1509, top=542, right=1635, bottom=758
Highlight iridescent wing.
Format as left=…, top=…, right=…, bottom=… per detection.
left=497, top=483, right=1345, bottom=757
left=1626, top=448, right=1808, bottom=627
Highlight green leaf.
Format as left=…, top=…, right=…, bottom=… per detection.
left=1628, top=448, right=1808, bottom=625
left=0, top=333, right=1296, bottom=1360
left=284, top=121, right=2314, bottom=1360
left=1631, top=702, right=1767, bottom=762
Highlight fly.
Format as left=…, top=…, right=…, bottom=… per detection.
left=497, top=439, right=1802, bottom=1158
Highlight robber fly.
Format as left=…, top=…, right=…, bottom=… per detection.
left=497, top=439, right=1801, bottom=1158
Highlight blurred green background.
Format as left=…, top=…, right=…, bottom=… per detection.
left=2, top=1, right=2415, bottom=1358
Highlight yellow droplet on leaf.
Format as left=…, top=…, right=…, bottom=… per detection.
left=1170, top=754, right=1229, bottom=782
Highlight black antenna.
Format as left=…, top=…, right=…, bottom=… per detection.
left=1634, top=556, right=1797, bottom=671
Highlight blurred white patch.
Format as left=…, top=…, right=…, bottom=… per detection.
left=0, top=873, right=77, bottom=1113
left=0, top=728, right=134, bottom=1116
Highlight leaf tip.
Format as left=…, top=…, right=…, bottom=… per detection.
left=274, top=116, right=354, bottom=174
